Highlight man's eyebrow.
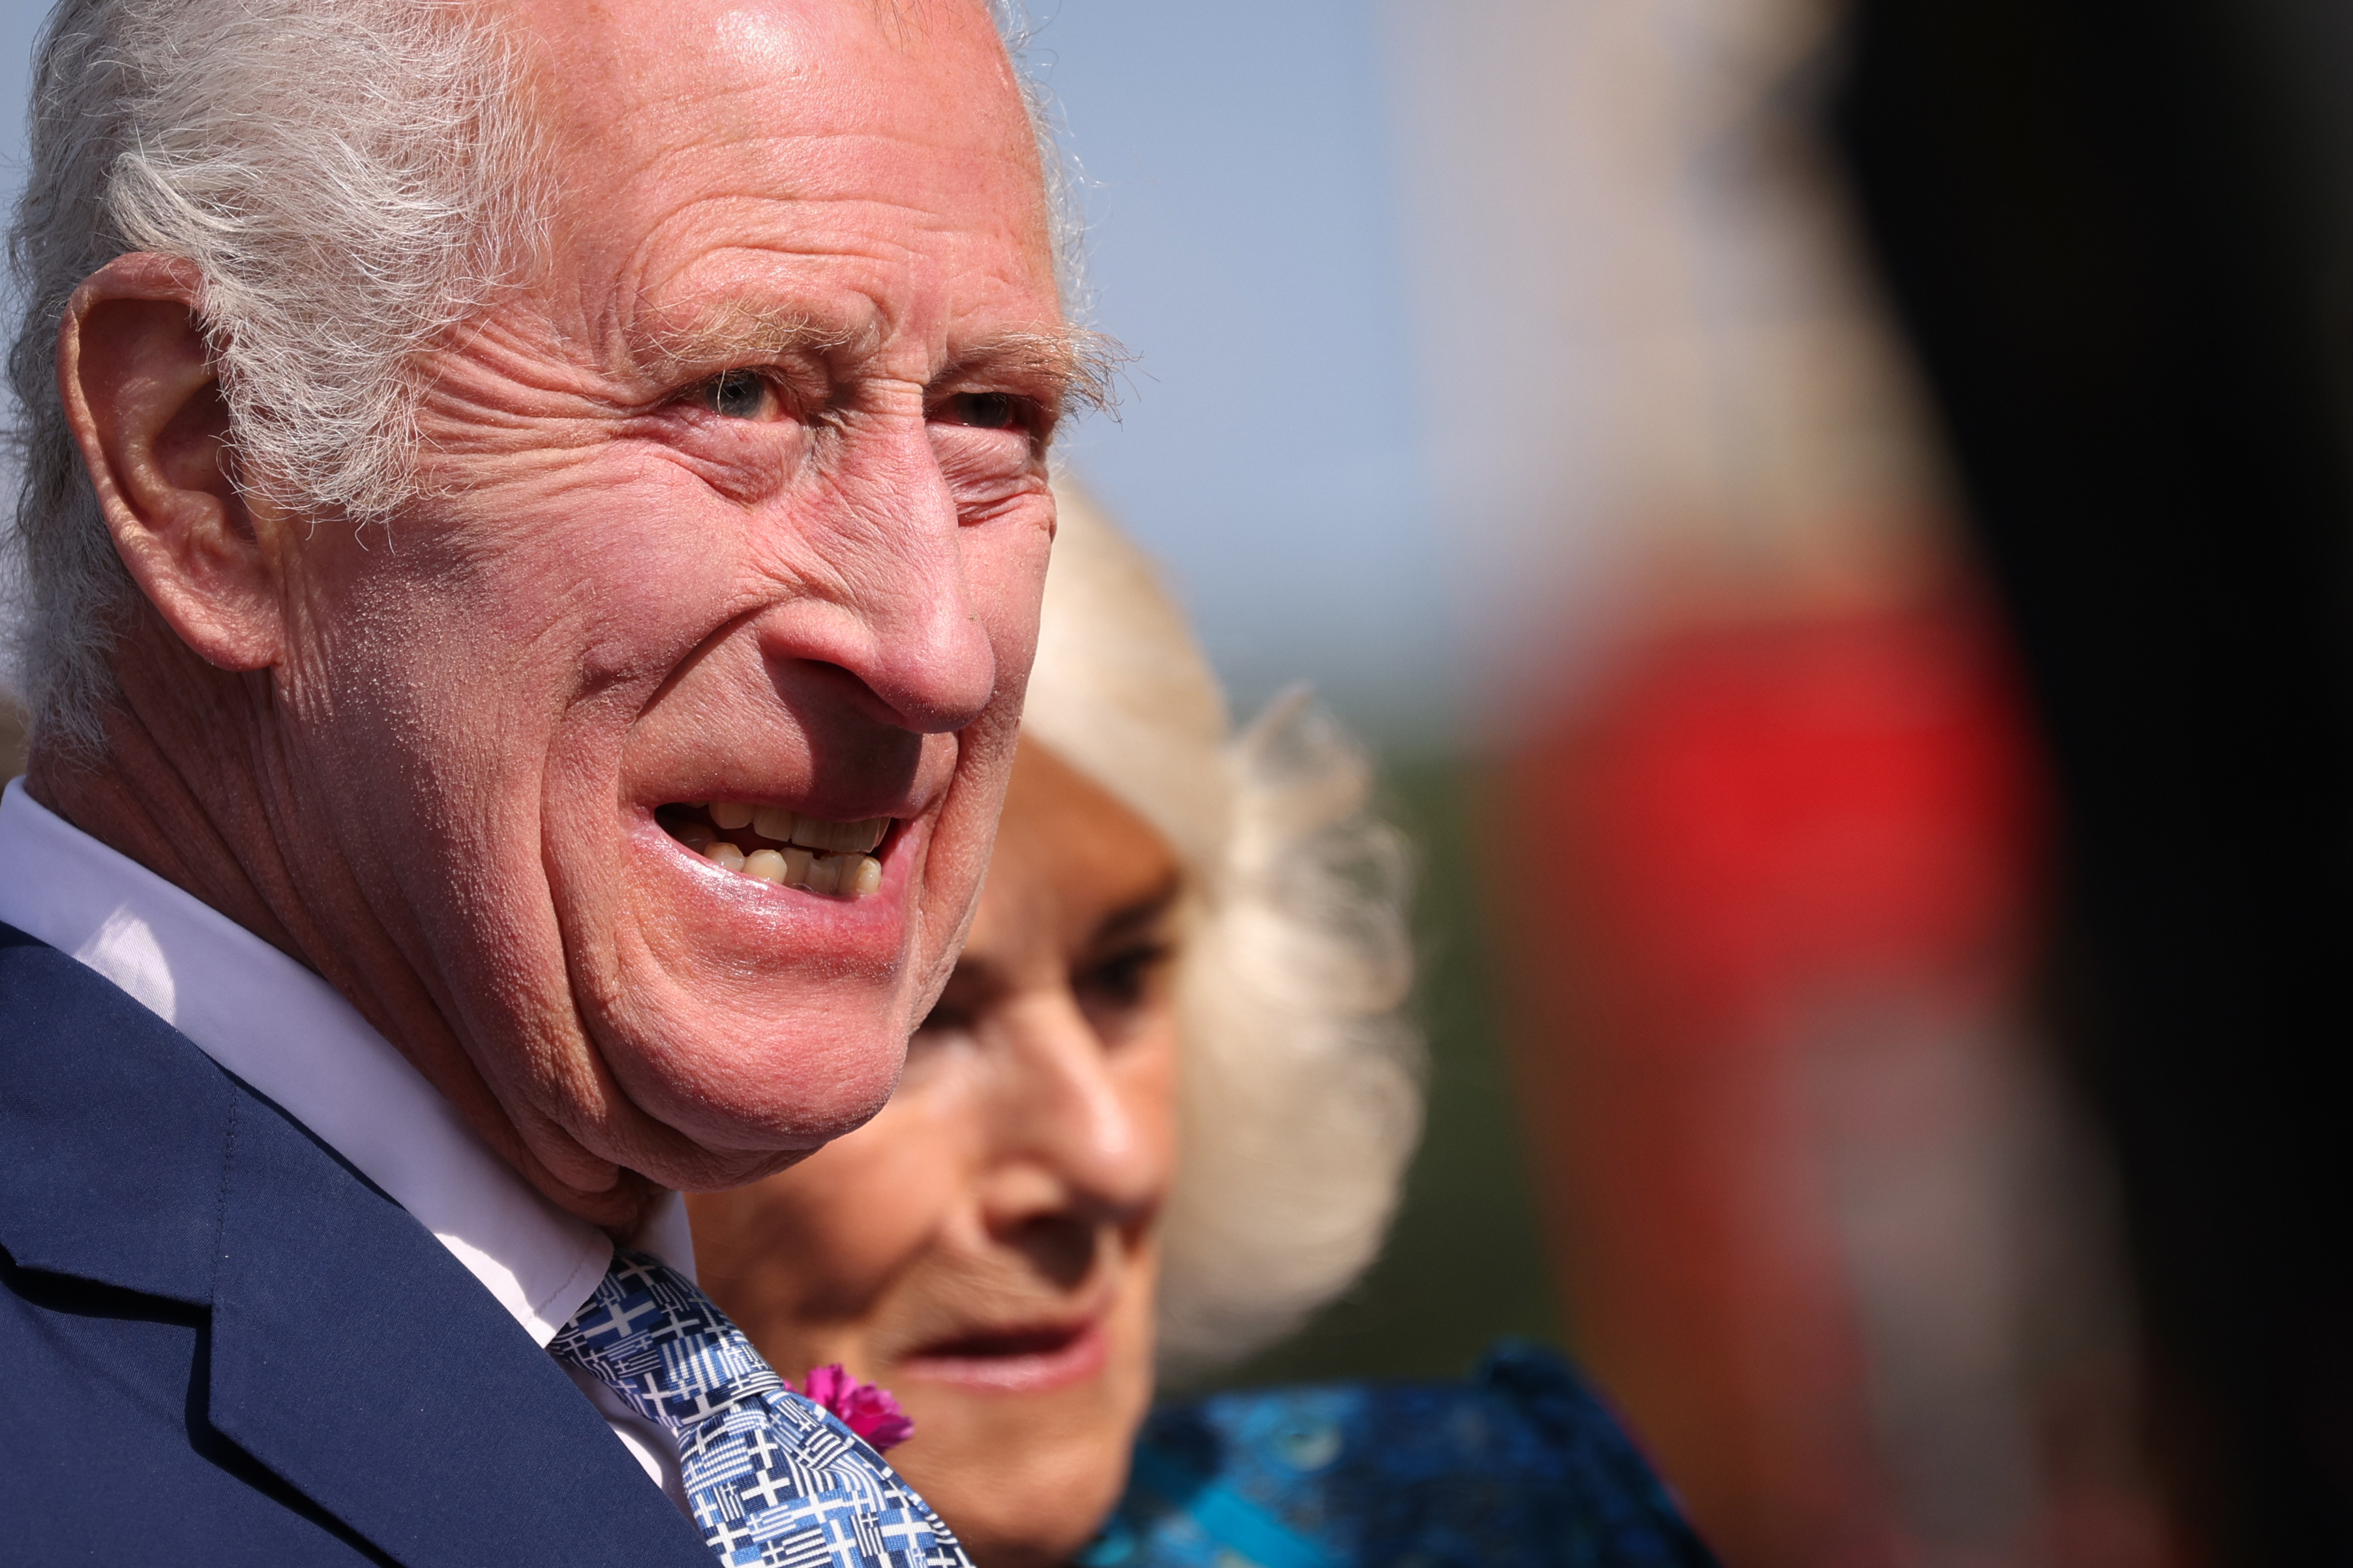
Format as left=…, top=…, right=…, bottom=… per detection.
left=634, top=306, right=1126, bottom=416
left=945, top=325, right=1126, bottom=415
left=635, top=304, right=862, bottom=383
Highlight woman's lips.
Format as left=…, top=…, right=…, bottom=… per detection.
left=894, top=1316, right=1109, bottom=1394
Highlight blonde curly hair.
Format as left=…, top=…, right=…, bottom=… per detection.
left=1021, top=482, right=1425, bottom=1378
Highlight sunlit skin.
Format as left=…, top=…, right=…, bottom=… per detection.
left=691, top=741, right=1182, bottom=1568
left=27, top=0, right=1081, bottom=1229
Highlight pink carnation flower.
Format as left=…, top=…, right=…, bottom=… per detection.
left=794, top=1363, right=916, bottom=1452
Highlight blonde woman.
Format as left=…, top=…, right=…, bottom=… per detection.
left=685, top=488, right=1714, bottom=1568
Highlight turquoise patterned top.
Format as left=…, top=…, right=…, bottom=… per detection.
left=1080, top=1343, right=1717, bottom=1568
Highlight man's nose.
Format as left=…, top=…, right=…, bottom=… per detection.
left=974, top=992, right=1167, bottom=1241
left=765, top=421, right=1000, bottom=736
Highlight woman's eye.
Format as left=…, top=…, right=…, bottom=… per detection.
left=697, top=370, right=772, bottom=420
left=1081, top=944, right=1167, bottom=1011
left=937, top=391, right=1021, bottom=430
left=913, top=991, right=980, bottom=1041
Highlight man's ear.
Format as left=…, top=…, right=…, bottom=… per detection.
left=59, top=252, right=283, bottom=673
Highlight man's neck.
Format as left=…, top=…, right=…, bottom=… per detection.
left=23, top=631, right=668, bottom=1238
left=27, top=690, right=303, bottom=969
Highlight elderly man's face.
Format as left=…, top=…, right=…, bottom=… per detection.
left=263, top=1, right=1068, bottom=1210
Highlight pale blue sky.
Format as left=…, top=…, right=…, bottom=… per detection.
left=0, top=1, right=1457, bottom=740
left=1026, top=2, right=1452, bottom=738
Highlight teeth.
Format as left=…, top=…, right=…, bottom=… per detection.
left=790, top=816, right=890, bottom=854
left=706, top=803, right=886, bottom=854
left=677, top=805, right=886, bottom=897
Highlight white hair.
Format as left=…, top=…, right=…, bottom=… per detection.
left=4, top=0, right=543, bottom=748
left=1024, top=484, right=1426, bottom=1378
left=3, top=0, right=1077, bottom=751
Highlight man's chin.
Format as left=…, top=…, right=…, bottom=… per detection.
left=515, top=1104, right=834, bottom=1232
left=571, top=1009, right=907, bottom=1177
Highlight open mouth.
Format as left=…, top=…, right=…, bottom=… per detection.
left=657, top=801, right=894, bottom=898
left=897, top=1316, right=1109, bottom=1393
left=919, top=1325, right=1083, bottom=1359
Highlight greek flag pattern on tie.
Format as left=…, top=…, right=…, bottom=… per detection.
left=552, top=1250, right=972, bottom=1568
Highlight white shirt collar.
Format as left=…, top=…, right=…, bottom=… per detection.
left=0, top=776, right=691, bottom=1343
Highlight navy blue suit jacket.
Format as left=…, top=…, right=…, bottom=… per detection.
left=0, top=923, right=712, bottom=1566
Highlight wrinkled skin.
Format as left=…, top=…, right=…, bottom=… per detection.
left=33, top=0, right=1076, bottom=1228
left=691, top=742, right=1182, bottom=1567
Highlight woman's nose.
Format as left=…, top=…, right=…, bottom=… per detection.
left=974, top=989, right=1169, bottom=1241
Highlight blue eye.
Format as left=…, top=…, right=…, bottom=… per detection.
left=699, top=370, right=769, bottom=419
left=941, top=392, right=1020, bottom=430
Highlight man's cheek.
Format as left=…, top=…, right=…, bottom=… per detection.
left=960, top=539, right=1052, bottom=694
left=432, top=465, right=742, bottom=662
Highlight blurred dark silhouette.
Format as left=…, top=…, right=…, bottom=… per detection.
left=1835, top=1, right=2353, bottom=1560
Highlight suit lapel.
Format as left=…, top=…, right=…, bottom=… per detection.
left=0, top=925, right=230, bottom=1305
left=0, top=926, right=710, bottom=1568
left=204, top=1084, right=710, bottom=1568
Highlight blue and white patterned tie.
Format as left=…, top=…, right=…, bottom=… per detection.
left=552, top=1250, right=972, bottom=1568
